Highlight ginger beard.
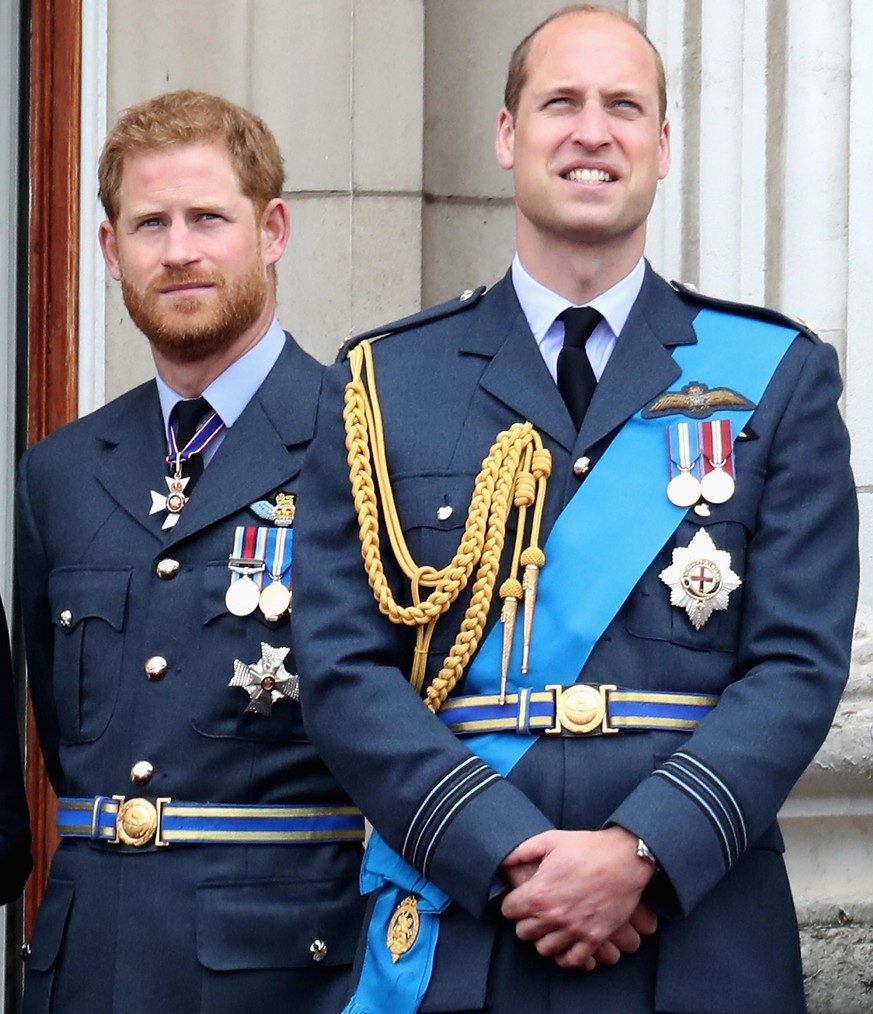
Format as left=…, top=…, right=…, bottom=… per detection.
left=121, top=256, right=269, bottom=364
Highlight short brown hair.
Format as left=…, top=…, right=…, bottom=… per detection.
left=98, top=90, right=285, bottom=222
left=503, top=4, right=667, bottom=123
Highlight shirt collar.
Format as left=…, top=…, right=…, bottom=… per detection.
left=156, top=318, right=286, bottom=432
left=511, top=253, right=646, bottom=341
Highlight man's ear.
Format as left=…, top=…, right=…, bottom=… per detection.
left=495, top=107, right=516, bottom=171
left=99, top=220, right=123, bottom=281
left=260, top=198, right=291, bottom=266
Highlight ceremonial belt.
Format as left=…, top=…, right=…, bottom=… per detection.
left=437, top=685, right=720, bottom=737
left=57, top=796, right=365, bottom=848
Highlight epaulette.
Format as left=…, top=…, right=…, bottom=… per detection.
left=670, top=280, right=819, bottom=339
left=337, top=286, right=487, bottom=361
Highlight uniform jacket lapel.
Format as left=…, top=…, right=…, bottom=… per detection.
left=464, top=273, right=578, bottom=452
left=165, top=336, right=321, bottom=544
left=576, top=265, right=699, bottom=455
left=93, top=335, right=321, bottom=546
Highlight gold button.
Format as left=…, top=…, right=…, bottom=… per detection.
left=155, top=558, right=180, bottom=580
left=59, top=609, right=73, bottom=629
left=573, top=456, right=591, bottom=476
left=309, top=939, right=328, bottom=962
left=130, top=761, right=154, bottom=785
left=144, top=656, right=168, bottom=681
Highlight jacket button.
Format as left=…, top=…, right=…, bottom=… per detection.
left=130, top=761, right=154, bottom=785
left=436, top=505, right=453, bottom=521
left=155, top=558, right=180, bottom=580
left=573, top=456, right=591, bottom=476
left=144, top=656, right=168, bottom=681
left=59, top=609, right=73, bottom=629
left=309, top=939, right=328, bottom=962
left=20, top=942, right=30, bottom=962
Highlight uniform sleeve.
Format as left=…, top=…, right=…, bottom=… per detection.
left=0, top=598, right=32, bottom=903
left=609, top=336, right=859, bottom=917
left=16, top=446, right=64, bottom=790
left=294, top=364, right=553, bottom=918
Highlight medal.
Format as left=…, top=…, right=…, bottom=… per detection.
left=258, top=527, right=294, bottom=620
left=699, top=419, right=735, bottom=504
left=666, top=423, right=702, bottom=507
left=225, top=526, right=267, bottom=616
left=659, top=528, right=742, bottom=629
left=149, top=473, right=191, bottom=530
left=229, top=642, right=299, bottom=716
left=225, top=576, right=262, bottom=616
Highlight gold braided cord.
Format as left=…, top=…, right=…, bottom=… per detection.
left=343, top=339, right=550, bottom=711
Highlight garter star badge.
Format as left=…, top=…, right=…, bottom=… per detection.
left=659, top=529, right=741, bottom=630
left=387, top=895, right=420, bottom=963
left=229, top=643, right=299, bottom=715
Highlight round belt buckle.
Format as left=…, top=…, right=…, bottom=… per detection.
left=116, top=797, right=158, bottom=847
left=556, top=684, right=604, bottom=735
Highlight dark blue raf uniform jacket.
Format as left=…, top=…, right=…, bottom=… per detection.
left=0, top=598, right=32, bottom=904
left=16, top=337, right=366, bottom=1014
left=294, top=268, right=859, bottom=1014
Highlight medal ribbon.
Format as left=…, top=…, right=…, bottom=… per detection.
left=165, top=410, right=225, bottom=468
left=667, top=421, right=701, bottom=481
left=345, top=307, right=800, bottom=1014
left=265, top=527, right=294, bottom=587
left=699, top=419, right=734, bottom=479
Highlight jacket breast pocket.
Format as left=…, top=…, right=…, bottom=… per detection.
left=47, top=567, right=131, bottom=744
left=625, top=466, right=764, bottom=654
left=392, top=472, right=478, bottom=572
left=190, top=561, right=308, bottom=743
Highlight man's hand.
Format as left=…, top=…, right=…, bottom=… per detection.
left=500, top=826, right=657, bottom=969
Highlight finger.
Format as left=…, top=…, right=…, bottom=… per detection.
left=607, top=922, right=642, bottom=954
left=503, top=861, right=539, bottom=890
left=553, top=941, right=602, bottom=969
left=629, top=903, right=658, bottom=937
left=513, top=914, right=561, bottom=944
left=534, top=929, right=585, bottom=959
left=590, top=940, right=623, bottom=965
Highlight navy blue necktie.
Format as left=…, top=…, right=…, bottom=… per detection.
left=557, top=306, right=602, bottom=430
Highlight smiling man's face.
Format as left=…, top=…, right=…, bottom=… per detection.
left=496, top=11, right=670, bottom=267
left=99, top=141, right=277, bottom=365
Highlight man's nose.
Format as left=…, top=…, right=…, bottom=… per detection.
left=162, top=222, right=199, bottom=267
left=571, top=100, right=611, bottom=149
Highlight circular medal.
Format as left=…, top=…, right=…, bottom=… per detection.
left=259, top=580, right=292, bottom=619
left=225, top=576, right=261, bottom=617
left=666, top=470, right=701, bottom=508
left=700, top=467, right=735, bottom=505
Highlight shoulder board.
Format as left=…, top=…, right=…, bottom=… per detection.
left=338, top=286, right=487, bottom=361
left=670, top=280, right=819, bottom=339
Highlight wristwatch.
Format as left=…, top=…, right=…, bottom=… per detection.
left=636, top=836, right=659, bottom=869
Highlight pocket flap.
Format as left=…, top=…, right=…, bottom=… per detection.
left=196, top=877, right=363, bottom=970
left=48, top=567, right=131, bottom=632
left=28, top=879, right=74, bottom=972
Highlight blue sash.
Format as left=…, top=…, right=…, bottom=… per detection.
left=343, top=308, right=798, bottom=1014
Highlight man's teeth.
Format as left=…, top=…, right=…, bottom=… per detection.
left=565, top=168, right=612, bottom=183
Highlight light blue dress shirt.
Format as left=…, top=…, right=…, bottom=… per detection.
left=511, top=254, right=645, bottom=383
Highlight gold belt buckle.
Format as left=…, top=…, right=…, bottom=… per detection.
left=111, top=796, right=171, bottom=847
left=545, top=684, right=618, bottom=735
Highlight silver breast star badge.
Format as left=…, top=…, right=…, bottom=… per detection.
left=229, top=643, right=299, bottom=715
left=659, top=528, right=742, bottom=630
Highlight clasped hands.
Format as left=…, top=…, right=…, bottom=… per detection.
left=500, top=825, right=658, bottom=971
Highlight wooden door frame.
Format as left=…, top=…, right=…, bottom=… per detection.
left=23, top=0, right=82, bottom=940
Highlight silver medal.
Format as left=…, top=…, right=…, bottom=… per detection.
left=225, top=576, right=261, bottom=616
left=666, top=470, right=701, bottom=508
left=700, top=466, right=735, bottom=505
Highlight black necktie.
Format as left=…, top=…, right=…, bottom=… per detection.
left=557, top=306, right=602, bottom=430
left=170, top=396, right=211, bottom=492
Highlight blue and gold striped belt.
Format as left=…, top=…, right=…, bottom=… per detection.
left=437, top=683, right=719, bottom=737
left=57, top=796, right=365, bottom=848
